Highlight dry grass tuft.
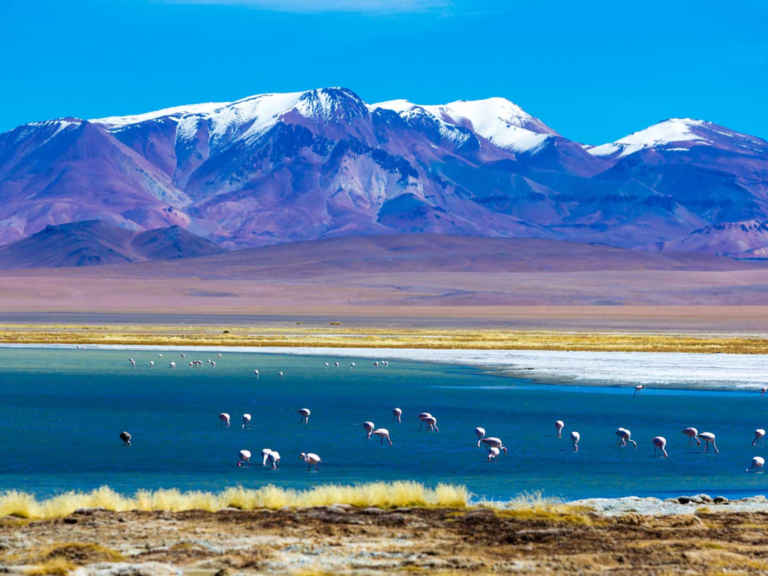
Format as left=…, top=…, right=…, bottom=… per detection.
left=27, top=557, right=77, bottom=576
left=500, top=491, right=595, bottom=524
left=0, top=482, right=470, bottom=520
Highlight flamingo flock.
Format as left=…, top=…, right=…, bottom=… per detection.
left=120, top=353, right=768, bottom=475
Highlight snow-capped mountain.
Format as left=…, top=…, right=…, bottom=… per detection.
left=1, top=87, right=767, bottom=255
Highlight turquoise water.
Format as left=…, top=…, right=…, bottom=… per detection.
left=0, top=347, right=766, bottom=501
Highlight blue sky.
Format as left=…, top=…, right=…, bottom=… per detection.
left=1, top=0, right=766, bottom=144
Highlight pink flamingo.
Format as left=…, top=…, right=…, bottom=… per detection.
left=254, top=370, right=259, bottom=378
left=417, top=413, right=432, bottom=430
left=363, top=421, right=375, bottom=439
left=652, top=436, right=668, bottom=458
left=297, top=408, right=311, bottom=424
left=373, top=361, right=379, bottom=368
left=300, top=452, right=321, bottom=471
left=478, top=437, right=507, bottom=454
left=219, top=413, right=231, bottom=427
left=634, top=385, right=645, bottom=396
left=129, top=358, right=136, bottom=367
left=392, top=408, right=402, bottom=423
left=682, top=427, right=701, bottom=446
left=242, top=414, right=252, bottom=429
left=615, top=428, right=637, bottom=448
left=487, top=447, right=500, bottom=462
left=169, top=362, right=176, bottom=368
left=753, top=429, right=766, bottom=446
left=269, top=451, right=281, bottom=469
left=570, top=431, right=580, bottom=452
left=423, top=416, right=439, bottom=432
left=120, top=431, right=131, bottom=446
left=555, top=420, right=564, bottom=438
left=475, top=427, right=486, bottom=443
left=762, top=387, right=767, bottom=397
left=747, top=456, right=765, bottom=472
left=261, top=448, right=273, bottom=466
left=372, top=428, right=392, bottom=445
left=237, top=450, right=251, bottom=467
left=699, top=432, right=719, bottom=454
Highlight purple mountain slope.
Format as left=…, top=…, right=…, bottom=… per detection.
left=0, top=220, right=221, bottom=269
left=1, top=88, right=767, bottom=253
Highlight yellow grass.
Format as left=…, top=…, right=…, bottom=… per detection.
left=500, top=490, right=595, bottom=524
left=27, top=558, right=76, bottom=576
left=0, top=322, right=767, bottom=354
left=0, top=482, right=470, bottom=520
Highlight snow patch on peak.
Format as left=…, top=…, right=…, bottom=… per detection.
left=373, top=97, right=555, bottom=152
left=93, top=102, right=229, bottom=129
left=589, top=118, right=710, bottom=158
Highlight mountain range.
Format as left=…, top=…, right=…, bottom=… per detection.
left=2, top=87, right=767, bottom=261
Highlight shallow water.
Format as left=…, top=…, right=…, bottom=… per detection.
left=0, top=348, right=766, bottom=501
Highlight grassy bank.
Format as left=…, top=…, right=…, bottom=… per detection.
left=0, top=482, right=470, bottom=520
left=1, top=323, right=768, bottom=353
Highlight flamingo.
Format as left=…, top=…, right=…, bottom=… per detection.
left=254, top=370, right=259, bottom=378
left=753, top=429, right=766, bottom=446
left=169, top=362, right=176, bottom=368
left=747, top=456, right=765, bottom=472
left=238, top=450, right=251, bottom=467
left=373, top=361, right=379, bottom=368
left=181, top=354, right=186, bottom=358
left=334, top=362, right=340, bottom=368
left=487, top=447, right=501, bottom=462
left=762, top=387, right=767, bottom=398
left=615, top=428, right=637, bottom=448
left=242, top=414, right=252, bottom=429
left=372, top=428, right=392, bottom=445
left=158, top=354, right=163, bottom=358
left=682, top=427, right=701, bottom=446
left=475, top=427, right=486, bottom=443
left=300, top=452, right=321, bottom=471
left=570, top=431, right=580, bottom=452
left=478, top=437, right=507, bottom=454
left=211, top=361, right=216, bottom=368
left=217, top=353, right=222, bottom=358
left=297, top=408, right=311, bottom=424
left=279, top=371, right=284, bottom=379
left=325, top=363, right=329, bottom=368
left=219, top=413, right=231, bottom=427
left=652, top=436, right=668, bottom=458
left=269, top=451, right=281, bottom=469
left=363, top=421, right=375, bottom=439
left=700, top=432, right=719, bottom=454
left=555, top=420, right=564, bottom=438
left=417, top=413, right=432, bottom=430
left=634, top=385, right=645, bottom=396
left=350, top=362, right=356, bottom=369
left=383, top=361, right=389, bottom=367
left=261, top=448, right=273, bottom=466
left=120, top=431, right=131, bottom=446
left=392, top=408, right=402, bottom=423
left=129, top=358, right=136, bottom=367
left=423, top=416, right=439, bottom=432
left=149, top=361, right=154, bottom=367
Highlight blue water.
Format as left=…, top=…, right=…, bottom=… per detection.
left=1, top=347, right=767, bottom=501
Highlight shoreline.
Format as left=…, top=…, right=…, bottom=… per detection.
left=4, top=342, right=768, bottom=391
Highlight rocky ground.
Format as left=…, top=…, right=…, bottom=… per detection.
left=4, top=500, right=768, bottom=575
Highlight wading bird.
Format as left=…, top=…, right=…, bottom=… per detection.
left=393, top=408, right=402, bottom=423
left=487, top=447, right=500, bottom=462
left=254, top=370, right=259, bottom=378
left=653, top=436, right=668, bottom=458
left=571, top=431, right=580, bottom=452
left=478, top=437, right=507, bottom=454
left=555, top=420, right=564, bottom=438
left=149, top=361, right=154, bottom=367
left=269, top=451, right=280, bottom=469
left=373, top=361, right=379, bottom=368
left=129, top=358, right=136, bottom=367
left=363, top=421, right=375, bottom=439
left=747, top=456, right=765, bottom=472
left=279, top=371, right=284, bottom=379
left=475, top=427, right=486, bottom=443
left=238, top=450, right=251, bottom=467
left=682, top=427, right=700, bottom=446
left=634, top=385, right=645, bottom=396
left=762, top=387, right=767, bottom=398
left=754, top=429, right=766, bottom=446
left=700, top=432, right=719, bottom=454
left=615, top=428, right=637, bottom=448
left=417, top=413, right=432, bottom=430
left=423, top=416, right=439, bottom=432
left=169, top=362, right=176, bottom=368
left=242, top=414, right=252, bottom=429
left=300, top=452, right=321, bottom=471
left=120, top=431, right=131, bottom=446
left=297, top=408, right=311, bottom=424
left=219, top=413, right=231, bottom=427
left=261, top=449, right=273, bottom=466
left=372, top=428, right=392, bottom=445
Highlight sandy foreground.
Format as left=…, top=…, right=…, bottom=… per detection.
left=5, top=499, right=768, bottom=575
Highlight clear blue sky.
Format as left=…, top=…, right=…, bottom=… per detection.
left=2, top=0, right=766, bottom=144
